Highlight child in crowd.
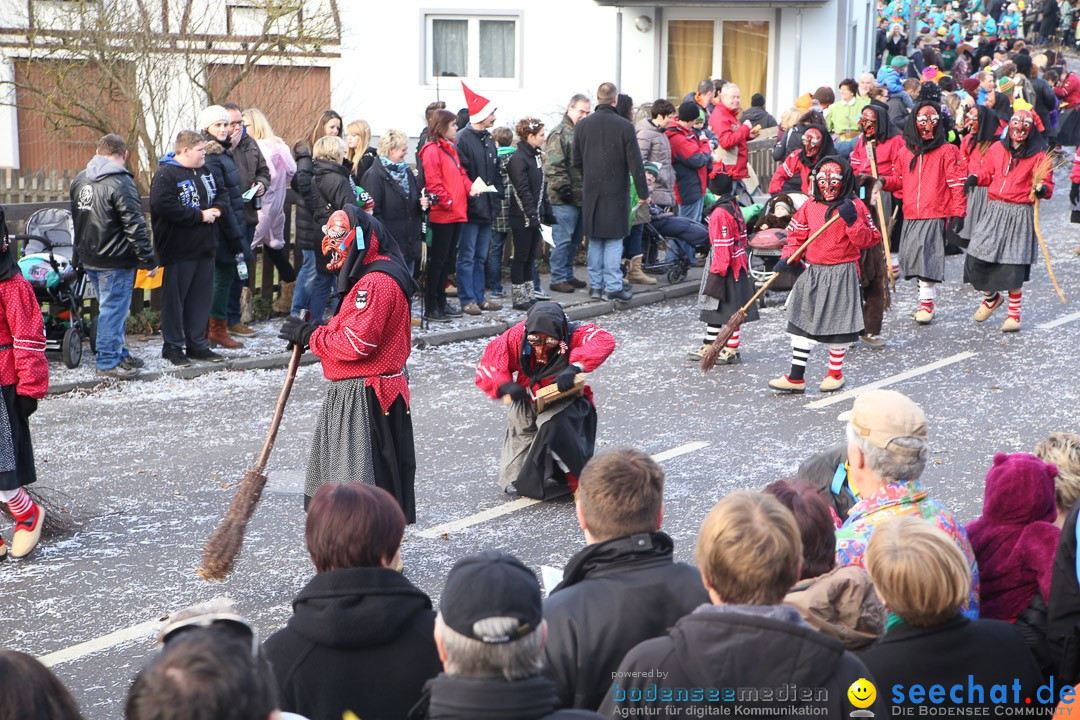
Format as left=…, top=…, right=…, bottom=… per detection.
left=487, top=126, right=514, bottom=299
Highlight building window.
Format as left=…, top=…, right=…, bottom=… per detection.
left=426, top=14, right=519, bottom=84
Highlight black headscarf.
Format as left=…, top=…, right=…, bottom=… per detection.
left=797, top=123, right=836, bottom=170
left=989, top=91, right=1014, bottom=125
left=1002, top=110, right=1048, bottom=171
left=334, top=205, right=419, bottom=314
left=903, top=100, right=948, bottom=170
left=519, top=301, right=578, bottom=384
left=860, top=103, right=899, bottom=142
left=0, top=207, right=16, bottom=282
left=706, top=172, right=747, bottom=237
left=810, top=155, right=856, bottom=220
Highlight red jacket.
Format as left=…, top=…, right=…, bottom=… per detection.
left=882, top=144, right=967, bottom=219
left=1056, top=72, right=1080, bottom=109
left=708, top=104, right=751, bottom=180
left=961, top=135, right=996, bottom=179
left=1071, top=147, right=1080, bottom=184
left=974, top=143, right=1055, bottom=205
left=781, top=198, right=881, bottom=267
left=0, top=275, right=47, bottom=398
left=706, top=204, right=749, bottom=279
left=664, top=122, right=711, bottom=204
left=768, top=150, right=813, bottom=194
left=476, top=322, right=615, bottom=404
left=418, top=138, right=469, bottom=224
left=849, top=135, right=906, bottom=200
left=308, top=233, right=411, bottom=412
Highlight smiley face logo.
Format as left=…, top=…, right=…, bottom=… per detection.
left=848, top=678, right=877, bottom=709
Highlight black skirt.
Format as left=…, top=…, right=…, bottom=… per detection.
left=963, top=255, right=1031, bottom=293
left=513, top=396, right=596, bottom=501
left=698, top=269, right=761, bottom=326
left=0, top=384, right=36, bottom=492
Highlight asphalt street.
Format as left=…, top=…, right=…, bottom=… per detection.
left=2, top=176, right=1080, bottom=718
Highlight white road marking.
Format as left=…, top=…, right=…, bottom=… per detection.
left=38, top=619, right=162, bottom=668
left=804, top=351, right=978, bottom=410
left=1037, top=310, right=1080, bottom=330
left=415, top=441, right=711, bottom=539
left=39, top=441, right=712, bottom=666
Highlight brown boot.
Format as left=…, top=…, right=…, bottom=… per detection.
left=208, top=317, right=244, bottom=349
left=627, top=255, right=657, bottom=285
left=273, top=281, right=295, bottom=314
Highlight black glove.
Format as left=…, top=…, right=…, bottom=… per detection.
left=557, top=185, right=574, bottom=204
left=278, top=315, right=317, bottom=351
left=527, top=214, right=541, bottom=229
left=497, top=382, right=527, bottom=403
left=773, top=256, right=798, bottom=273
left=947, top=216, right=965, bottom=235
left=1071, top=182, right=1079, bottom=206
left=17, top=395, right=37, bottom=418
left=555, top=365, right=580, bottom=392
left=1034, top=184, right=1049, bottom=199
left=837, top=199, right=858, bottom=226
left=964, top=174, right=979, bottom=196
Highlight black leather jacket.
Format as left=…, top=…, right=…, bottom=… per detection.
left=70, top=155, right=155, bottom=269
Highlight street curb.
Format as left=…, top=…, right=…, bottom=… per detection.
left=47, top=274, right=700, bottom=395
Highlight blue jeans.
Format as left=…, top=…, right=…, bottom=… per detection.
left=587, top=237, right=624, bottom=293
left=678, top=198, right=705, bottom=224
left=487, top=230, right=508, bottom=293
left=833, top=138, right=857, bottom=157
left=456, top=222, right=491, bottom=306
left=227, top=225, right=256, bottom=325
left=623, top=224, right=644, bottom=258
left=291, top=249, right=315, bottom=317
left=550, top=204, right=583, bottom=284
left=309, top=272, right=335, bottom=324
left=84, top=267, right=135, bottom=370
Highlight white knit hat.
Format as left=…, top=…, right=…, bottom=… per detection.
left=197, top=105, right=229, bottom=133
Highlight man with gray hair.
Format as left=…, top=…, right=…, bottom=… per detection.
left=411, top=551, right=603, bottom=719
left=708, top=83, right=759, bottom=182
left=834, top=389, right=979, bottom=618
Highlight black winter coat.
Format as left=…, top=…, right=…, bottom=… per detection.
left=1048, top=502, right=1080, bottom=682
left=571, top=104, right=649, bottom=239
left=507, top=141, right=552, bottom=226
left=292, top=144, right=320, bottom=252
left=148, top=158, right=224, bottom=265
left=229, top=132, right=271, bottom=227
left=361, top=160, right=423, bottom=265
left=311, top=159, right=358, bottom=275
left=70, top=156, right=155, bottom=269
left=201, top=135, right=245, bottom=263
left=598, top=605, right=886, bottom=717
left=264, top=567, right=442, bottom=720
left=455, top=125, right=503, bottom=223
left=861, top=615, right=1047, bottom=712
left=408, top=674, right=604, bottom=720
left=542, top=532, right=708, bottom=710
left=351, top=146, right=378, bottom=187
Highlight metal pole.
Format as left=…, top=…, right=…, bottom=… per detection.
left=616, top=6, right=623, bottom=90
left=794, top=9, right=803, bottom=96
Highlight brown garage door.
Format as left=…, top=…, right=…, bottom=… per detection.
left=15, top=60, right=134, bottom=172
left=206, top=64, right=332, bottom=149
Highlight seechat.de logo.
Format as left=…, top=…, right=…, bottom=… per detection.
left=848, top=678, right=877, bottom=718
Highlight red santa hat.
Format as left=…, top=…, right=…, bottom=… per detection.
left=461, top=81, right=496, bottom=124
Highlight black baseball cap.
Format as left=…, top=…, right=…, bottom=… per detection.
left=440, top=551, right=542, bottom=644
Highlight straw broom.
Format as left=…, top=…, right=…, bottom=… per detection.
left=865, top=140, right=896, bottom=291
left=199, top=342, right=305, bottom=581
left=1030, top=152, right=1068, bottom=305
left=701, top=213, right=841, bottom=372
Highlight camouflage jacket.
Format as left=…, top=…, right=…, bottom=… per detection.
left=544, top=114, right=583, bottom=206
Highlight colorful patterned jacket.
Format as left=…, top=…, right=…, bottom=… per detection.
left=835, top=479, right=980, bottom=619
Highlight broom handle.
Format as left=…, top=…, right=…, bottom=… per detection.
left=1033, top=200, right=1067, bottom=304
left=253, top=343, right=304, bottom=474
left=866, top=142, right=896, bottom=290
left=740, top=213, right=842, bottom=313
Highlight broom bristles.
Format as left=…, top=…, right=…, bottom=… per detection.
left=699, top=309, right=747, bottom=373
left=199, top=469, right=268, bottom=581
left=1, top=486, right=83, bottom=537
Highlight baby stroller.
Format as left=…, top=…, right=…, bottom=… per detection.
left=13, top=208, right=92, bottom=368
left=746, top=192, right=808, bottom=306
left=639, top=221, right=692, bottom=284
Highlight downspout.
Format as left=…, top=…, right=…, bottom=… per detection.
left=794, top=9, right=803, bottom=100
left=616, top=6, right=624, bottom=90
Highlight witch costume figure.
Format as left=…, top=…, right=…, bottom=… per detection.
left=768, top=157, right=881, bottom=395
left=279, top=206, right=420, bottom=522
left=0, top=210, right=48, bottom=560
left=475, top=302, right=614, bottom=500
left=964, top=101, right=1053, bottom=333
left=958, top=105, right=1001, bottom=250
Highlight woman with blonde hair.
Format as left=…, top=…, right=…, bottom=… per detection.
left=360, top=128, right=427, bottom=276
left=861, top=516, right=1044, bottom=713
left=242, top=108, right=297, bottom=309
left=292, top=109, right=343, bottom=318
left=346, top=119, right=378, bottom=186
